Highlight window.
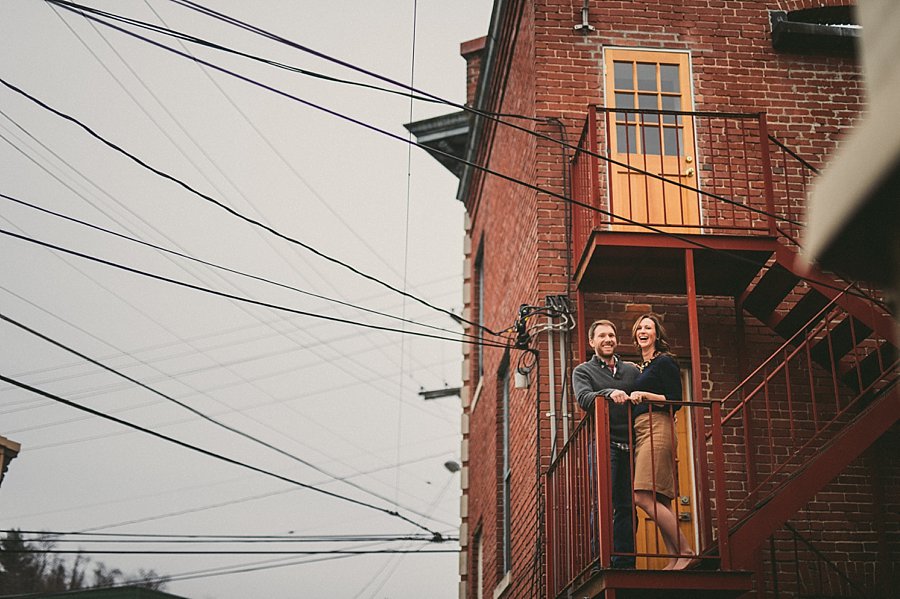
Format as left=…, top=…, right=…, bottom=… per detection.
left=472, top=528, right=484, bottom=599
left=474, top=242, right=485, bottom=380
left=498, top=360, right=511, bottom=575
left=611, top=58, right=685, bottom=156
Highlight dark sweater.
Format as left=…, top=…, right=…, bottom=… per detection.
left=632, top=353, right=683, bottom=419
left=572, top=355, right=640, bottom=444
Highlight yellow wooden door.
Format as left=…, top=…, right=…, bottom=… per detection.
left=635, top=371, right=697, bottom=569
left=605, top=50, right=700, bottom=233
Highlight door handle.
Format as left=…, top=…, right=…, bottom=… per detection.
left=684, top=167, right=695, bottom=177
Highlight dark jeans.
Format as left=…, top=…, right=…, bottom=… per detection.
left=588, top=442, right=636, bottom=568
left=610, top=442, right=636, bottom=568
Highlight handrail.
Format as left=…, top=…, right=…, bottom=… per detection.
left=782, top=523, right=870, bottom=599
left=767, top=134, right=820, bottom=174
left=718, top=285, right=852, bottom=425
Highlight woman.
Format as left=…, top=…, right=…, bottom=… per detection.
left=628, top=313, right=696, bottom=570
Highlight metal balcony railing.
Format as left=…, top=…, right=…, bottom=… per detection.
left=545, top=288, right=896, bottom=598
left=570, top=106, right=795, bottom=271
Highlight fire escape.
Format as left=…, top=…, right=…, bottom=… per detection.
left=545, top=106, right=899, bottom=599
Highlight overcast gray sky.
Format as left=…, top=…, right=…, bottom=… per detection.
left=0, top=1, right=492, bottom=597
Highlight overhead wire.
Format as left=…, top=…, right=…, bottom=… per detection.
left=158, top=0, right=801, bottom=227
left=0, top=60, right=500, bottom=338
left=0, top=372, right=443, bottom=537
left=0, top=227, right=508, bottom=348
left=0, top=311, right=458, bottom=528
left=7, top=530, right=453, bottom=544
left=0, top=115, right=462, bottom=441
left=56, top=2, right=458, bottom=394
left=1, top=89, right=454, bottom=416
left=32, top=3, right=860, bottom=304
left=1, top=192, right=474, bottom=341
left=106, top=0, right=884, bottom=304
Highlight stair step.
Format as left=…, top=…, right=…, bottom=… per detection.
left=774, top=290, right=830, bottom=340
left=743, top=263, right=799, bottom=320
left=841, top=342, right=898, bottom=395
left=809, top=317, right=873, bottom=370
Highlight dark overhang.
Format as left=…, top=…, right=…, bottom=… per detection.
left=404, top=110, right=471, bottom=179
left=771, top=8, right=860, bottom=55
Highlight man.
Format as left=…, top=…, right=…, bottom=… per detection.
left=572, top=319, right=639, bottom=569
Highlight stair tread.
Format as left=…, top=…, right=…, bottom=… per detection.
left=743, top=263, right=799, bottom=319
left=809, top=317, right=874, bottom=368
left=774, top=291, right=830, bottom=340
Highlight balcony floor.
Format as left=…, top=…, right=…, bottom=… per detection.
left=570, top=568, right=754, bottom=599
left=574, top=231, right=778, bottom=296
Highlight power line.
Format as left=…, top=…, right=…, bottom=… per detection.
left=26, top=3, right=875, bottom=309
left=16, top=10, right=798, bottom=281
left=7, top=530, right=453, bottom=544
left=0, top=71, right=500, bottom=338
left=0, top=547, right=455, bottom=556
left=1, top=192, right=474, bottom=341
left=163, top=0, right=802, bottom=226
left=0, top=106, right=461, bottom=432
left=0, top=372, right=442, bottom=537
left=0, top=227, right=509, bottom=349
left=0, top=311, right=458, bottom=528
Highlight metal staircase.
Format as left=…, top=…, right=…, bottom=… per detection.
left=711, top=244, right=898, bottom=571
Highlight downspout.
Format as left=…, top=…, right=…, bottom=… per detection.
left=547, top=314, right=558, bottom=460
left=559, top=325, right=570, bottom=444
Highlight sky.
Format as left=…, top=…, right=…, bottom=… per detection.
left=0, top=1, right=493, bottom=597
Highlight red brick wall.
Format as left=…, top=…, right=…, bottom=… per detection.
left=457, top=2, right=893, bottom=598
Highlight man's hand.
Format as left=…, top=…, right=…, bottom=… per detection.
left=609, top=389, right=629, bottom=404
left=628, top=391, right=644, bottom=404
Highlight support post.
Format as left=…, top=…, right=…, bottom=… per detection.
left=685, top=249, right=713, bottom=550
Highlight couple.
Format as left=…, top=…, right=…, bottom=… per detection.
left=572, top=313, right=696, bottom=570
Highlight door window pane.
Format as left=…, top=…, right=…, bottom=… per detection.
left=637, top=63, right=657, bottom=91
left=614, top=61, right=633, bottom=90
left=660, top=64, right=680, bottom=93
left=663, top=127, right=684, bottom=156
left=642, top=126, right=662, bottom=155
left=617, top=124, right=637, bottom=153
left=638, top=93, right=659, bottom=123
left=661, top=95, right=681, bottom=124
left=615, top=92, right=634, bottom=122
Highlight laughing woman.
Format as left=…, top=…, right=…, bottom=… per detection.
left=628, top=313, right=696, bottom=570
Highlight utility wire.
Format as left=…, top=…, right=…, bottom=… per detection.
left=23, top=5, right=878, bottom=309
left=148, top=0, right=887, bottom=307
left=0, top=311, right=460, bottom=527
left=7, top=530, right=451, bottom=544
left=161, top=0, right=802, bottom=227
left=0, top=372, right=441, bottom=537
left=0, top=70, right=498, bottom=337
left=26, top=8, right=865, bottom=303
left=0, top=547, right=455, bottom=556
left=0, top=192, right=474, bottom=341
left=0, top=228, right=509, bottom=349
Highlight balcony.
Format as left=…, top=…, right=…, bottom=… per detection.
left=568, top=106, right=816, bottom=297
left=545, top=288, right=897, bottom=599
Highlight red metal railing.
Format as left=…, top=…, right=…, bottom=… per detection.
left=546, top=399, right=710, bottom=597
left=546, top=288, right=896, bottom=597
left=569, top=106, right=782, bottom=271
left=709, top=288, right=898, bottom=566
left=767, top=134, right=819, bottom=246
left=765, top=523, right=873, bottom=599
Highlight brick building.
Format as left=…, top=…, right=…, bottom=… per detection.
left=407, top=2, right=898, bottom=598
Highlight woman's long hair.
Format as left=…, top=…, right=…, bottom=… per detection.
left=631, top=312, right=672, bottom=355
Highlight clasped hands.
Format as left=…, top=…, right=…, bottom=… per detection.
left=608, top=390, right=646, bottom=404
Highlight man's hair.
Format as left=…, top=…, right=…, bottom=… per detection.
left=588, top=319, right=617, bottom=340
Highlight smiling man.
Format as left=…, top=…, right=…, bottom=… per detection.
left=572, top=319, right=640, bottom=569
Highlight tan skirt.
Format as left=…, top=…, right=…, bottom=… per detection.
left=633, top=411, right=677, bottom=501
